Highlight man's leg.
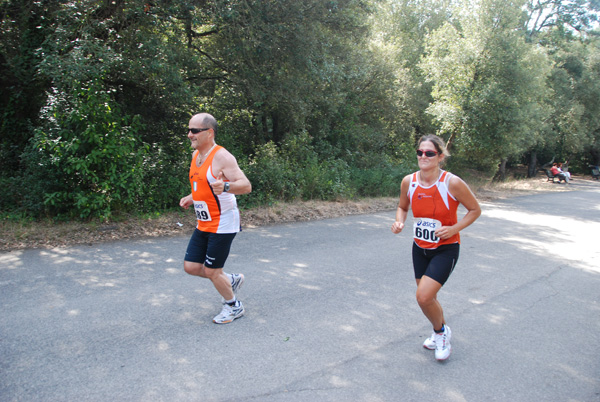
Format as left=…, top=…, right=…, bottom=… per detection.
left=184, top=261, right=234, bottom=300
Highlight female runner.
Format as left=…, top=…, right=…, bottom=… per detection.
left=391, top=134, right=481, bottom=361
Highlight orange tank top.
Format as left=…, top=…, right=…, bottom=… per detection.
left=189, top=146, right=240, bottom=233
left=408, top=170, right=460, bottom=249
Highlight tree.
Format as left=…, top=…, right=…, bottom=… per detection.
left=2, top=0, right=404, bottom=217
left=371, top=0, right=455, bottom=141
left=0, top=0, right=59, bottom=174
left=1, top=0, right=208, bottom=216
left=580, top=37, right=600, bottom=166
left=420, top=0, right=552, bottom=177
left=544, top=38, right=600, bottom=168
left=523, top=0, right=600, bottom=172
left=197, top=0, right=376, bottom=146
left=524, top=0, right=600, bottom=41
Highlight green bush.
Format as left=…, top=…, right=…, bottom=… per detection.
left=349, top=163, right=412, bottom=198
left=25, top=79, right=148, bottom=219
left=238, top=133, right=356, bottom=209
left=239, top=141, right=300, bottom=209
left=138, top=143, right=190, bottom=212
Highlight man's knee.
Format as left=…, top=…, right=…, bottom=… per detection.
left=204, top=267, right=224, bottom=281
left=184, top=261, right=205, bottom=276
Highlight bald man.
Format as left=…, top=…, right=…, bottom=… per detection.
left=179, top=113, right=252, bottom=324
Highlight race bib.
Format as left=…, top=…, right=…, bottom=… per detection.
left=413, top=218, right=441, bottom=243
left=193, top=200, right=212, bottom=222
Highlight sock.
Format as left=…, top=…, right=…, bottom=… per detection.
left=434, top=324, right=445, bottom=334
left=225, top=296, right=237, bottom=306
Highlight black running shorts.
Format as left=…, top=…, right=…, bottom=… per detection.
left=185, top=229, right=237, bottom=269
left=412, top=242, right=460, bottom=286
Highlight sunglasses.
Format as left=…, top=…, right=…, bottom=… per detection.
left=188, top=128, right=211, bottom=134
left=416, top=149, right=439, bottom=157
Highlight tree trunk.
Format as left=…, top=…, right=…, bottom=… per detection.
left=495, top=158, right=507, bottom=182
left=527, top=151, right=537, bottom=178
left=261, top=114, right=269, bottom=141
left=271, top=112, right=282, bottom=144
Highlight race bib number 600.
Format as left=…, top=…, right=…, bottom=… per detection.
left=193, top=201, right=213, bottom=222
left=413, top=218, right=441, bottom=243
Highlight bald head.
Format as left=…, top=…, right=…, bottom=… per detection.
left=190, top=113, right=218, bottom=137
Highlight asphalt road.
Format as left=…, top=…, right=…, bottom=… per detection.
left=1, top=180, right=599, bottom=402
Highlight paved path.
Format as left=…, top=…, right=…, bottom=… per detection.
left=1, top=180, right=599, bottom=401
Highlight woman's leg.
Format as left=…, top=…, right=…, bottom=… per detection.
left=415, top=276, right=444, bottom=331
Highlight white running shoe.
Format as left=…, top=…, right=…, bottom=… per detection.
left=230, top=273, right=244, bottom=294
left=423, top=332, right=436, bottom=350
left=213, top=301, right=245, bottom=324
left=222, top=273, right=245, bottom=303
left=434, top=325, right=452, bottom=361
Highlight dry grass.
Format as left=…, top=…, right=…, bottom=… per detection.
left=467, top=173, right=573, bottom=201
left=0, top=172, right=586, bottom=252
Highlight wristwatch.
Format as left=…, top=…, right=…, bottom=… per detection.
left=223, top=182, right=230, bottom=192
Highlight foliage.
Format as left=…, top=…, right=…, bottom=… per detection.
left=1, top=0, right=600, bottom=220
left=25, top=79, right=147, bottom=219
left=541, top=39, right=600, bottom=166
left=239, top=133, right=355, bottom=209
left=524, top=0, right=600, bottom=40
left=0, top=0, right=58, bottom=173
left=204, top=0, right=374, bottom=144
left=420, top=0, right=552, bottom=171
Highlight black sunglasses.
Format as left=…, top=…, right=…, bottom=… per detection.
left=416, top=149, right=439, bottom=157
left=188, top=128, right=211, bottom=134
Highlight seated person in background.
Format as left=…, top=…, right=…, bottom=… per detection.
left=558, top=162, right=571, bottom=180
left=551, top=163, right=569, bottom=183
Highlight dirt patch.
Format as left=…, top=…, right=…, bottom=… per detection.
left=0, top=174, right=584, bottom=252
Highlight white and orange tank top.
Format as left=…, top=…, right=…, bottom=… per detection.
left=408, top=170, right=460, bottom=249
left=189, top=145, right=240, bottom=233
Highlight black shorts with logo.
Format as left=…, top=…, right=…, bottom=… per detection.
left=412, top=242, right=460, bottom=286
left=185, top=229, right=237, bottom=269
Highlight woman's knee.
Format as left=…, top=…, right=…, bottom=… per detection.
left=415, top=284, right=440, bottom=306
left=416, top=290, right=435, bottom=307
left=416, top=276, right=442, bottom=304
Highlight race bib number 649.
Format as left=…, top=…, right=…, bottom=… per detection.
left=413, top=218, right=441, bottom=243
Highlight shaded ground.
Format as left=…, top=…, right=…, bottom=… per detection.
left=0, top=172, right=582, bottom=252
